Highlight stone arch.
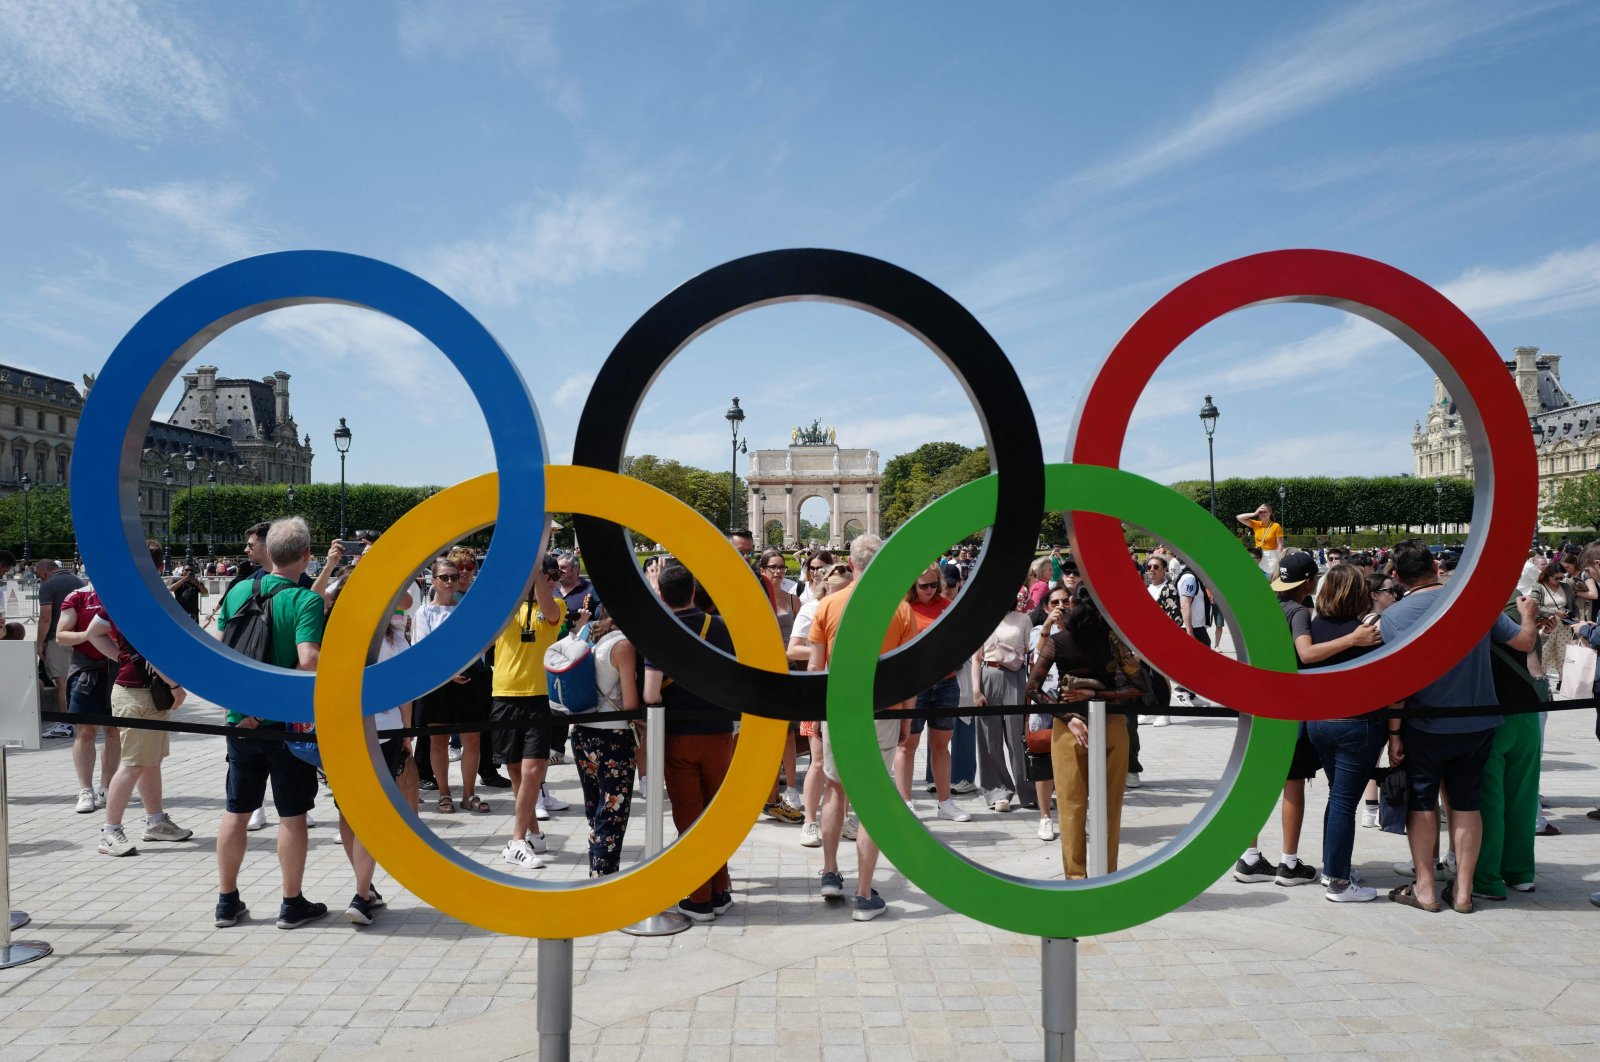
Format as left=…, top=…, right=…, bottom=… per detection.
left=744, top=438, right=881, bottom=547
left=763, top=519, right=785, bottom=547
left=842, top=518, right=865, bottom=543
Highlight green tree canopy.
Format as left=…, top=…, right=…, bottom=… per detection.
left=1546, top=473, right=1600, bottom=535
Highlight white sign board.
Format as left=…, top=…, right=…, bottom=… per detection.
left=0, top=641, right=41, bottom=750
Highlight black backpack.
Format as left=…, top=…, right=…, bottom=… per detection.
left=221, top=573, right=291, bottom=663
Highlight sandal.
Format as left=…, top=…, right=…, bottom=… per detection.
left=1387, top=884, right=1441, bottom=912
left=462, top=795, right=491, bottom=814
left=437, top=794, right=455, bottom=814
left=1453, top=898, right=1476, bottom=914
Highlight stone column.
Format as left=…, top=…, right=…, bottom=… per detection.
left=865, top=485, right=877, bottom=537
left=785, top=488, right=796, bottom=547
left=830, top=485, right=841, bottom=546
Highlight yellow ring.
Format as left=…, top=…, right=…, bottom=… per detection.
left=314, top=466, right=788, bottom=938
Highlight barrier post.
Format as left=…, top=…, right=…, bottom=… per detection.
left=0, top=745, right=52, bottom=967
left=620, top=704, right=690, bottom=936
left=1087, top=699, right=1108, bottom=878
left=1042, top=936, right=1077, bottom=1062
left=536, top=936, right=574, bottom=1062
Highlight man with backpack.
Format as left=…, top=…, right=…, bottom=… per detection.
left=212, top=516, right=329, bottom=930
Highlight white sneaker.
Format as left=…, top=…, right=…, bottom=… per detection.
left=993, top=797, right=1012, bottom=813
left=799, top=821, right=822, bottom=848
left=535, top=800, right=550, bottom=821
left=305, top=811, right=318, bottom=828
left=936, top=799, right=972, bottom=822
left=246, top=807, right=268, bottom=832
left=525, top=829, right=549, bottom=855
left=142, top=815, right=194, bottom=842
left=841, top=814, right=859, bottom=841
left=94, top=785, right=107, bottom=809
left=98, top=826, right=136, bottom=857
left=1125, top=773, right=1142, bottom=789
left=781, top=786, right=803, bottom=813
left=1359, top=804, right=1379, bottom=829
left=1037, top=818, right=1056, bottom=842
left=1325, top=881, right=1377, bottom=903
left=75, top=788, right=95, bottom=814
left=448, top=746, right=462, bottom=762
left=539, top=784, right=569, bottom=812
left=1137, top=715, right=1152, bottom=724
left=501, top=839, right=545, bottom=869
left=1151, top=716, right=1171, bottom=727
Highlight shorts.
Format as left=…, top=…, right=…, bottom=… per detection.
left=415, top=671, right=490, bottom=729
left=909, top=675, right=959, bottom=734
left=111, top=684, right=170, bottom=766
left=820, top=718, right=899, bottom=784
left=380, top=737, right=409, bottom=780
left=1287, top=723, right=1322, bottom=781
left=225, top=728, right=319, bottom=817
left=1402, top=724, right=1494, bottom=813
left=68, top=661, right=116, bottom=715
left=43, top=641, right=72, bottom=681
left=799, top=720, right=820, bottom=738
left=491, top=695, right=552, bottom=765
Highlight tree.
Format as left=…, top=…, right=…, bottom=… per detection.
left=1547, top=473, right=1600, bottom=535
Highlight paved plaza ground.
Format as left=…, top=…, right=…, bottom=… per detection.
left=2, top=624, right=1599, bottom=1060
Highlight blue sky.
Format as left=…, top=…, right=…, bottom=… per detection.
left=4, top=1, right=1600, bottom=515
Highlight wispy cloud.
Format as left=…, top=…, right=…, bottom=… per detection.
left=0, top=0, right=229, bottom=137
left=1048, top=0, right=1556, bottom=203
left=396, top=0, right=581, bottom=118
left=420, top=187, right=680, bottom=309
left=98, top=180, right=277, bottom=273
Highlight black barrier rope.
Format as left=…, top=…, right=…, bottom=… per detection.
left=38, top=692, right=1599, bottom=745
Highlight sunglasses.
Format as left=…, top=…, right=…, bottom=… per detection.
left=916, top=581, right=938, bottom=591
left=457, top=561, right=477, bottom=572
left=1047, top=597, right=1070, bottom=606
left=1146, top=564, right=1166, bottom=571
left=762, top=563, right=787, bottom=571
left=435, top=573, right=460, bottom=583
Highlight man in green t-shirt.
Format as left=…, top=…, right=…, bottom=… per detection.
left=212, top=515, right=330, bottom=930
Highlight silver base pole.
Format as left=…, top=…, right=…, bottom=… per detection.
left=0, top=747, right=50, bottom=969
left=536, top=937, right=573, bottom=1062
left=1042, top=937, right=1077, bottom=1062
left=1086, top=700, right=1108, bottom=879
left=621, top=704, right=690, bottom=937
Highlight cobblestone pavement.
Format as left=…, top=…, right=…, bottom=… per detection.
left=2, top=654, right=1598, bottom=1060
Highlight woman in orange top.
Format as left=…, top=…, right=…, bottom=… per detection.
left=893, top=565, right=973, bottom=822
left=1237, top=503, right=1285, bottom=576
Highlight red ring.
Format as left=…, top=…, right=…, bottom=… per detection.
left=1068, top=249, right=1536, bottom=720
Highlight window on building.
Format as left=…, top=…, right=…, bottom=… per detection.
left=56, top=454, right=66, bottom=481
left=35, top=451, right=45, bottom=481
left=57, top=415, right=65, bottom=434
left=11, top=406, right=19, bottom=427
left=36, top=410, right=43, bottom=430
left=1565, top=455, right=1572, bottom=473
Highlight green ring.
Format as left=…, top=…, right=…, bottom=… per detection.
left=825, top=463, right=1298, bottom=938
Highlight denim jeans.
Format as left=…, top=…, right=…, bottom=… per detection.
left=1305, top=718, right=1386, bottom=881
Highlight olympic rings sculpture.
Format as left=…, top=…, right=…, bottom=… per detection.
left=71, top=246, right=1534, bottom=941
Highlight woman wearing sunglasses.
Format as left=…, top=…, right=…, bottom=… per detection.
left=896, top=566, right=971, bottom=821
left=409, top=559, right=491, bottom=816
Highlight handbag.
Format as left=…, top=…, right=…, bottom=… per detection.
left=129, top=651, right=175, bottom=711
left=1025, top=725, right=1052, bottom=757
left=1558, top=642, right=1596, bottom=700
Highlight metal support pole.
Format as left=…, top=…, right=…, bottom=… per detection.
left=621, top=705, right=691, bottom=936
left=0, top=746, right=51, bottom=967
left=1086, top=700, right=1108, bottom=879
left=536, top=936, right=573, bottom=1062
left=1042, top=936, right=1078, bottom=1062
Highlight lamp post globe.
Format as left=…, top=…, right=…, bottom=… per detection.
left=1435, top=476, right=1444, bottom=546
left=724, top=398, right=746, bottom=533
left=1277, top=483, right=1287, bottom=537
left=334, top=417, right=353, bottom=540
left=1199, top=394, right=1220, bottom=518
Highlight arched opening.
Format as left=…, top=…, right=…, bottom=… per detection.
left=798, top=494, right=831, bottom=547
left=764, top=519, right=785, bottom=547
left=842, top=518, right=865, bottom=543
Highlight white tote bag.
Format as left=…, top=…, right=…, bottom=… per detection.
left=1558, top=642, right=1596, bottom=700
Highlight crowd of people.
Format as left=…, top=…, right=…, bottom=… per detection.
left=10, top=498, right=1600, bottom=932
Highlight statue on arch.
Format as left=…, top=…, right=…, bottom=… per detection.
left=826, top=426, right=836, bottom=445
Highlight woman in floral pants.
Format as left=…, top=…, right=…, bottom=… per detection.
left=571, top=607, right=638, bottom=876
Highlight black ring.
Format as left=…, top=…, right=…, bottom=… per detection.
left=572, top=248, right=1043, bottom=719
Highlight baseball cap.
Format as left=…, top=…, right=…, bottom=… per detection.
left=1269, top=552, right=1319, bottom=592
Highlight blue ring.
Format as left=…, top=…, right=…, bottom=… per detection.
left=72, top=251, right=546, bottom=722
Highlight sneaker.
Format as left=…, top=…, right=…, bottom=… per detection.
left=851, top=890, right=887, bottom=922
left=993, top=796, right=1012, bottom=813
left=819, top=870, right=845, bottom=899
left=305, top=811, right=318, bottom=828
left=677, top=898, right=716, bottom=922
left=75, top=788, right=95, bottom=814
left=368, top=887, right=386, bottom=909
left=535, top=799, right=550, bottom=822
left=548, top=751, right=567, bottom=766
left=1325, top=880, right=1377, bottom=903
left=539, top=784, right=570, bottom=812
left=142, top=815, right=194, bottom=842
left=923, top=781, right=938, bottom=794
left=936, top=799, right=972, bottom=822
left=97, top=826, right=136, bottom=857
left=42, top=722, right=73, bottom=739
left=214, top=892, right=247, bottom=928
left=1511, top=881, right=1537, bottom=893
left=418, top=778, right=439, bottom=791
left=841, top=814, right=859, bottom=841
left=950, top=780, right=977, bottom=795
left=1359, top=804, right=1380, bottom=829
left=763, top=800, right=804, bottom=824
left=1320, top=868, right=1364, bottom=887
left=448, top=746, right=463, bottom=763
left=94, top=785, right=107, bottom=809
left=1232, top=854, right=1278, bottom=883
left=246, top=807, right=268, bottom=832
left=525, top=829, right=549, bottom=855
left=781, top=787, right=803, bottom=812
left=1590, top=891, right=1600, bottom=909
left=501, top=839, right=545, bottom=869
left=276, top=895, right=329, bottom=930
left=346, top=893, right=377, bottom=926
left=1275, top=860, right=1318, bottom=887
left=1151, top=716, right=1171, bottom=727
left=1037, top=818, right=1056, bottom=842
left=799, top=821, right=822, bottom=848
left=478, top=772, right=512, bottom=789
left=711, top=890, right=734, bottom=915
left=1587, top=808, right=1600, bottom=821
left=1125, top=773, right=1142, bottom=790
left=1137, top=715, right=1152, bottom=724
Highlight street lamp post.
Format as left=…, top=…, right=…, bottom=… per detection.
left=206, top=470, right=218, bottom=560
left=19, top=472, right=31, bottom=568
left=334, top=417, right=353, bottom=540
left=724, top=398, right=747, bottom=533
left=1435, top=477, right=1444, bottom=545
left=1199, top=395, right=1220, bottom=518
left=161, top=466, right=174, bottom=569
left=1277, top=483, right=1287, bottom=539
left=182, top=446, right=197, bottom=565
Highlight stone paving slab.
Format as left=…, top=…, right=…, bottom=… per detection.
left=2, top=662, right=1598, bottom=1060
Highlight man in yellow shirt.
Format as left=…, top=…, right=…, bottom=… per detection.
left=491, top=561, right=565, bottom=870
left=1236, top=503, right=1285, bottom=576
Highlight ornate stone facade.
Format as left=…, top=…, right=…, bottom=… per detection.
left=0, top=364, right=80, bottom=493
left=747, top=434, right=880, bottom=548
left=1413, top=345, right=1598, bottom=518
